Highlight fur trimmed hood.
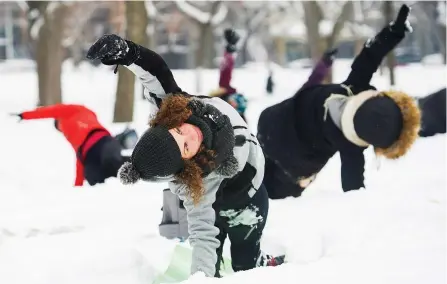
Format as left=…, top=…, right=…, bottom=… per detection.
left=374, top=90, right=421, bottom=159
left=335, top=89, right=420, bottom=159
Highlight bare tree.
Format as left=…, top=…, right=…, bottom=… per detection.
left=63, top=2, right=107, bottom=67
left=175, top=0, right=228, bottom=93
left=231, top=2, right=270, bottom=64
left=384, top=1, right=396, bottom=85
left=301, top=1, right=354, bottom=83
left=113, top=1, right=149, bottom=122
left=27, top=1, right=71, bottom=106
left=436, top=1, right=446, bottom=64
left=175, top=0, right=227, bottom=69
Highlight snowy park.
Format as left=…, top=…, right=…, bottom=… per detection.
left=0, top=1, right=446, bottom=284
left=0, top=58, right=445, bottom=284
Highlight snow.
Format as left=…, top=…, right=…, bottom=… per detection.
left=0, top=58, right=446, bottom=284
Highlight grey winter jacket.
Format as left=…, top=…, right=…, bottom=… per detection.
left=124, top=46, right=265, bottom=277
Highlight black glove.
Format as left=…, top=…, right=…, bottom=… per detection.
left=226, top=44, right=237, bottom=53
left=390, top=4, right=413, bottom=34
left=224, top=28, right=239, bottom=45
left=10, top=113, right=23, bottom=121
left=322, top=47, right=338, bottom=63
left=86, top=34, right=140, bottom=66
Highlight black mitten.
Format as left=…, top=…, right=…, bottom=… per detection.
left=322, top=47, right=338, bottom=63
left=226, top=44, right=237, bottom=53
left=224, top=28, right=240, bottom=45
left=390, top=4, right=413, bottom=34
left=86, top=34, right=140, bottom=66
left=9, top=113, right=23, bottom=121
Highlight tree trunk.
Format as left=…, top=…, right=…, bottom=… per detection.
left=113, top=1, right=149, bottom=122
left=194, top=7, right=219, bottom=69
left=195, top=1, right=221, bottom=69
left=35, top=4, right=69, bottom=106
left=303, top=1, right=323, bottom=62
left=303, top=1, right=352, bottom=84
left=384, top=1, right=396, bottom=86
left=439, top=24, right=446, bottom=64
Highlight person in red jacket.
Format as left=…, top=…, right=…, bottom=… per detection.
left=12, top=104, right=130, bottom=186
left=209, top=28, right=247, bottom=121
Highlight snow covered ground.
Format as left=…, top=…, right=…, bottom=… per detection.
left=0, top=59, right=445, bottom=284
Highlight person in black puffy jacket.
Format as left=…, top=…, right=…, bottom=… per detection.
left=257, top=4, right=421, bottom=199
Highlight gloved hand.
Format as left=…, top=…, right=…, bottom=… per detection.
left=224, top=28, right=239, bottom=45
left=390, top=4, right=413, bottom=34
left=322, top=47, right=338, bottom=63
left=86, top=34, right=140, bottom=66
left=9, top=113, right=23, bottom=121
left=226, top=44, right=237, bottom=53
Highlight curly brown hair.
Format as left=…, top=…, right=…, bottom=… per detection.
left=150, top=94, right=215, bottom=205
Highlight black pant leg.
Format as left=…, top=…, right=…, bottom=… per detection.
left=263, top=157, right=304, bottom=199
left=221, top=185, right=269, bottom=272
left=214, top=215, right=228, bottom=278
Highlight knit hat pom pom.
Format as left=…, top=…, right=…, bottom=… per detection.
left=118, top=161, right=140, bottom=184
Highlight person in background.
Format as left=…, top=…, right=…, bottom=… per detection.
left=257, top=5, right=420, bottom=200
left=209, top=28, right=248, bottom=122
left=266, top=69, right=274, bottom=95
left=257, top=47, right=337, bottom=199
left=11, top=104, right=131, bottom=186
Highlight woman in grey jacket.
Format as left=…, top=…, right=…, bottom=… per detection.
left=87, top=35, right=284, bottom=278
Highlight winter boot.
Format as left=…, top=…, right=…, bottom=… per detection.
left=257, top=252, right=286, bottom=267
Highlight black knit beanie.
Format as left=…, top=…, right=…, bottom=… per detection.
left=354, top=96, right=403, bottom=148
left=118, top=126, right=184, bottom=184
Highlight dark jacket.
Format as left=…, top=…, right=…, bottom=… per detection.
left=218, top=51, right=237, bottom=96
left=257, top=25, right=406, bottom=193
left=417, top=88, right=446, bottom=137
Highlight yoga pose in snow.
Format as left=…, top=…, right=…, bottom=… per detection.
left=12, top=104, right=132, bottom=186
left=86, top=34, right=284, bottom=277
left=209, top=29, right=248, bottom=121
left=257, top=4, right=420, bottom=199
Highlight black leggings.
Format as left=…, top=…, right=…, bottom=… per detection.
left=263, top=157, right=304, bottom=200
left=214, top=184, right=269, bottom=276
left=83, top=136, right=129, bottom=185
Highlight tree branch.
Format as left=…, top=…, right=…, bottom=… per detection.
left=327, top=1, right=354, bottom=46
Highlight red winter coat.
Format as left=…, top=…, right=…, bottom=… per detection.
left=21, top=104, right=110, bottom=186
left=218, top=51, right=236, bottom=95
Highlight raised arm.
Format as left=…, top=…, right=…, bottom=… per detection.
left=20, top=104, right=86, bottom=120
left=299, top=48, right=337, bottom=91
left=86, top=34, right=183, bottom=100
left=343, top=4, right=413, bottom=88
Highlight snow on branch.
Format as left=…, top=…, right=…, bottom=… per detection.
left=210, top=4, right=228, bottom=26
left=249, top=8, right=268, bottom=31
left=175, top=0, right=212, bottom=24
left=30, top=16, right=44, bottom=39
left=16, top=1, right=29, bottom=12
left=175, top=0, right=227, bottom=25
left=145, top=0, right=157, bottom=19
left=46, top=2, right=60, bottom=15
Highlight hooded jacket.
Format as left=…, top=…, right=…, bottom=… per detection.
left=257, top=25, right=419, bottom=193
left=123, top=45, right=265, bottom=277
left=20, top=104, right=110, bottom=186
